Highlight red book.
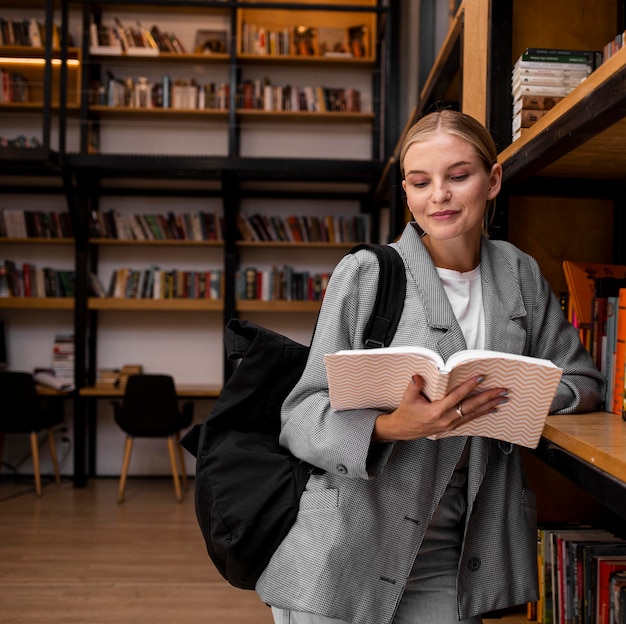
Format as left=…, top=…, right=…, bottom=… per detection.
left=596, top=556, right=626, bottom=624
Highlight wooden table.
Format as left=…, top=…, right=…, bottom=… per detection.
left=537, top=411, right=626, bottom=519
left=74, top=384, right=222, bottom=486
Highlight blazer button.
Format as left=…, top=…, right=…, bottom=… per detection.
left=337, top=464, right=348, bottom=474
left=468, top=557, right=481, bottom=572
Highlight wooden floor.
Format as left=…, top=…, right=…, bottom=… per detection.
left=0, top=477, right=527, bottom=624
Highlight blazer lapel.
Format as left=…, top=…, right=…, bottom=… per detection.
left=479, top=238, right=528, bottom=355
left=397, top=225, right=467, bottom=360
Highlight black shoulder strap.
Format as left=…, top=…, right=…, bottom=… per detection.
left=349, top=243, right=406, bottom=349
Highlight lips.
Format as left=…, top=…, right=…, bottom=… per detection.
left=430, top=210, right=459, bottom=219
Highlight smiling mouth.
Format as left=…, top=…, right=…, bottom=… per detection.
left=431, top=210, right=458, bottom=218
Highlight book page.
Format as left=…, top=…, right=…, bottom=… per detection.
left=324, top=347, right=563, bottom=448
left=325, top=347, right=447, bottom=412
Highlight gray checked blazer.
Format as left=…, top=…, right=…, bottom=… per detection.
left=256, top=223, right=605, bottom=624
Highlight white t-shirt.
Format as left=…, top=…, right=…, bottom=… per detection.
left=436, top=265, right=485, bottom=350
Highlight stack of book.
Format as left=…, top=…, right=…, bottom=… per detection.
left=562, top=260, right=626, bottom=416
left=534, top=524, right=626, bottom=624
left=51, top=334, right=74, bottom=388
left=511, top=47, right=600, bottom=141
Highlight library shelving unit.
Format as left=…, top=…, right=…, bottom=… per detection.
left=379, top=0, right=626, bottom=550
left=495, top=0, right=626, bottom=530
left=2, top=1, right=397, bottom=484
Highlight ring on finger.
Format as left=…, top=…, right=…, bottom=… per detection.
left=455, top=402, right=464, bottom=419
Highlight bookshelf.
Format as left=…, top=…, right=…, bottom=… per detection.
left=1, top=1, right=394, bottom=485
left=380, top=0, right=626, bottom=529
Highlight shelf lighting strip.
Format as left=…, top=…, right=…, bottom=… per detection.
left=0, top=58, right=80, bottom=66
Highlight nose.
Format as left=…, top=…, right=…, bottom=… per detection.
left=432, top=183, right=451, bottom=203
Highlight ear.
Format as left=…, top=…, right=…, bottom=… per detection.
left=486, top=163, right=502, bottom=200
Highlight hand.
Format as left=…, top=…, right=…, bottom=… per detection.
left=372, top=374, right=508, bottom=442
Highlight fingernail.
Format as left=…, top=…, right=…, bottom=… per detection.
left=476, top=376, right=485, bottom=384
left=499, top=391, right=508, bottom=397
left=498, top=397, right=508, bottom=405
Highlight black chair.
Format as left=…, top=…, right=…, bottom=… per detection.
left=0, top=371, right=64, bottom=496
left=111, top=374, right=193, bottom=503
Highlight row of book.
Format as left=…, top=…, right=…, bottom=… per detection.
left=238, top=79, right=362, bottom=113
left=511, top=47, right=600, bottom=141
left=602, top=29, right=626, bottom=63
left=532, top=524, right=626, bottom=624
left=0, top=260, right=74, bottom=298
left=0, top=17, right=66, bottom=48
left=237, top=212, right=370, bottom=244
left=0, top=70, right=28, bottom=104
left=1, top=209, right=74, bottom=239
left=562, top=260, right=626, bottom=416
left=94, top=267, right=223, bottom=301
left=94, top=75, right=229, bottom=111
left=89, top=210, right=223, bottom=242
left=0, top=134, right=41, bottom=149
left=236, top=266, right=330, bottom=302
left=89, top=19, right=185, bottom=56
left=241, top=22, right=370, bottom=59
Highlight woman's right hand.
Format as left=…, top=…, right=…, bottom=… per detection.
left=371, top=374, right=508, bottom=442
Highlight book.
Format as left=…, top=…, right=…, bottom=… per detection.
left=583, top=542, right=626, bottom=624
left=518, top=47, right=600, bottom=66
left=513, top=83, right=578, bottom=99
left=610, top=570, right=626, bottom=624
left=562, top=261, right=626, bottom=328
left=597, top=557, right=626, bottom=624
left=317, top=26, right=350, bottom=57
left=324, top=346, right=563, bottom=448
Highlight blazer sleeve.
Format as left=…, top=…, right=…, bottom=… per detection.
left=279, top=251, right=394, bottom=479
left=522, top=253, right=606, bottom=414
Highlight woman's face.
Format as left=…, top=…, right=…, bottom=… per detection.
left=402, top=131, right=501, bottom=243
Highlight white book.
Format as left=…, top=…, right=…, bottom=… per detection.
left=324, top=346, right=563, bottom=448
left=514, top=59, right=591, bottom=72
left=513, top=83, right=577, bottom=99
left=512, top=73, right=586, bottom=87
left=513, top=65, right=590, bottom=78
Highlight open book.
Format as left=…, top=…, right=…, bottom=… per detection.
left=324, top=346, right=563, bottom=448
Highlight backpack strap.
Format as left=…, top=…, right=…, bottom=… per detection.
left=349, top=243, right=406, bottom=349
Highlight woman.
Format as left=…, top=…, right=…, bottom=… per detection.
left=256, top=110, right=605, bottom=624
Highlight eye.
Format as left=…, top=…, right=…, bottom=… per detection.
left=450, top=173, right=469, bottom=182
left=406, top=177, right=429, bottom=188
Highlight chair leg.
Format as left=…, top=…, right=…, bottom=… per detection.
left=167, top=436, right=183, bottom=503
left=30, top=432, right=42, bottom=496
left=175, top=432, right=188, bottom=492
left=118, top=436, right=134, bottom=504
left=47, top=429, right=61, bottom=486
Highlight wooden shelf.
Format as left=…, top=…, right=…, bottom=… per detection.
left=1, top=237, right=73, bottom=244
left=236, top=299, right=320, bottom=313
left=87, top=298, right=223, bottom=311
left=80, top=383, right=221, bottom=398
left=88, top=105, right=229, bottom=119
left=236, top=53, right=376, bottom=68
left=91, top=238, right=223, bottom=246
left=0, top=297, right=74, bottom=309
left=237, top=240, right=356, bottom=249
left=542, top=412, right=626, bottom=484
left=89, top=51, right=230, bottom=64
left=499, top=46, right=626, bottom=186
left=237, top=109, right=375, bottom=123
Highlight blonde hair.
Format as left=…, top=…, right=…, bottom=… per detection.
left=400, top=110, right=499, bottom=232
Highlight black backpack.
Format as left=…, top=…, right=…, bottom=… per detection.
left=179, top=243, right=406, bottom=590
